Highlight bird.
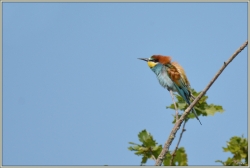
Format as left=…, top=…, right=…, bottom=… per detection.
left=138, top=55, right=202, bottom=125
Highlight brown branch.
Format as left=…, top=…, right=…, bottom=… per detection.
left=155, top=40, right=248, bottom=166
left=170, top=120, right=186, bottom=165
left=169, top=90, right=179, bottom=121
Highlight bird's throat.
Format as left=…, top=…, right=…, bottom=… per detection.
left=147, top=61, right=157, bottom=68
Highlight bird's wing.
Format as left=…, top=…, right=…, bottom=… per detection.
left=171, top=62, right=190, bottom=87
left=166, top=62, right=202, bottom=125
left=166, top=62, right=191, bottom=102
left=165, top=63, right=188, bottom=88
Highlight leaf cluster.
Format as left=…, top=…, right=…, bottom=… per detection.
left=166, top=89, right=224, bottom=123
left=216, top=135, right=248, bottom=166
left=128, top=130, right=187, bottom=166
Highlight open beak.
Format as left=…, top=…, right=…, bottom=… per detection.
left=138, top=58, right=148, bottom=62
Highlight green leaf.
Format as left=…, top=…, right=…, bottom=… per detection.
left=204, top=104, right=224, bottom=116
left=138, top=130, right=156, bottom=146
left=141, top=156, right=148, bottom=165
left=128, top=129, right=162, bottom=165
left=162, top=147, right=188, bottom=166
left=162, top=152, right=172, bottom=166
left=128, top=142, right=140, bottom=146
left=216, top=135, right=248, bottom=166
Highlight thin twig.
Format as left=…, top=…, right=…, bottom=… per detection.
left=150, top=147, right=156, bottom=161
left=170, top=120, right=186, bottom=165
left=151, top=155, right=156, bottom=161
left=169, top=90, right=179, bottom=121
left=155, top=40, right=248, bottom=166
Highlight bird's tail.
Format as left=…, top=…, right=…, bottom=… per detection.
left=191, top=107, right=202, bottom=125
left=189, top=94, right=202, bottom=124
left=173, top=83, right=202, bottom=125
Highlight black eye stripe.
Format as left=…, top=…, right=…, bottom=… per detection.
left=150, top=59, right=157, bottom=63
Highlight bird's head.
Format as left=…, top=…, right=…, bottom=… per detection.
left=138, top=55, right=172, bottom=68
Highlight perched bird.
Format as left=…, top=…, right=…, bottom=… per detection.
left=138, top=55, right=202, bottom=125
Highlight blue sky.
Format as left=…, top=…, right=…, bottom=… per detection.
left=3, top=2, right=247, bottom=166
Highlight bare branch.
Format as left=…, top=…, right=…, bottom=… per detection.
left=170, top=120, right=186, bottom=165
left=169, top=90, right=179, bottom=121
left=155, top=40, right=248, bottom=166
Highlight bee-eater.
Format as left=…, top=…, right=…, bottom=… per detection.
left=138, top=55, right=202, bottom=125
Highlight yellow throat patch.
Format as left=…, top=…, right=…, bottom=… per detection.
left=147, top=61, right=157, bottom=68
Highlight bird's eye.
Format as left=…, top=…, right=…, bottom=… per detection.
left=151, top=59, right=157, bottom=63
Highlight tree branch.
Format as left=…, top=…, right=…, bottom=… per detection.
left=169, top=90, right=179, bottom=121
left=155, top=40, right=248, bottom=166
left=170, top=120, right=186, bottom=165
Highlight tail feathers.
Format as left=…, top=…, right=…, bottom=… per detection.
left=192, top=107, right=202, bottom=125
left=173, top=83, right=202, bottom=125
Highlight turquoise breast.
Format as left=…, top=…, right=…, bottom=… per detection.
left=150, top=63, right=177, bottom=92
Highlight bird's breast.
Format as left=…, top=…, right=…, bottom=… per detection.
left=151, top=64, right=177, bottom=91
left=157, top=70, right=176, bottom=91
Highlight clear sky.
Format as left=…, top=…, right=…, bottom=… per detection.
left=3, top=2, right=247, bottom=166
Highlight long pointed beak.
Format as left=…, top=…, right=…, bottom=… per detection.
left=138, top=58, right=148, bottom=62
